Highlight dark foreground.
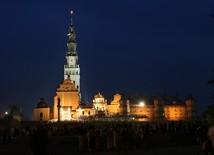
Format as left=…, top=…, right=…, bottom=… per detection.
left=0, top=136, right=201, bottom=155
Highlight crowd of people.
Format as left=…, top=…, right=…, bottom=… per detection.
left=0, top=120, right=213, bottom=154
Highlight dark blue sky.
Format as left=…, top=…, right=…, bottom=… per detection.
left=0, top=0, right=214, bottom=119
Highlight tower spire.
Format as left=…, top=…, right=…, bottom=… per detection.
left=67, top=11, right=76, bottom=55
left=64, top=11, right=80, bottom=93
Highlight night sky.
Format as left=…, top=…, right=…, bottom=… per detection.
left=0, top=0, right=214, bottom=120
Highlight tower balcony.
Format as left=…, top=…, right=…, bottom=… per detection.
left=64, top=64, right=79, bottom=68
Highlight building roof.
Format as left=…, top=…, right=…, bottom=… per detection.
left=94, top=92, right=104, bottom=98
left=57, top=78, right=77, bottom=91
left=37, top=97, right=49, bottom=108
left=78, top=103, right=93, bottom=109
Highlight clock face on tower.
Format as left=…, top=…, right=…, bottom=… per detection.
left=70, top=58, right=75, bottom=63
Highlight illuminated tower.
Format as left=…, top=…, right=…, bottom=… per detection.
left=64, top=11, right=80, bottom=92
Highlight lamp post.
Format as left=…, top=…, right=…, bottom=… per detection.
left=139, top=101, right=145, bottom=107
left=57, top=97, right=61, bottom=123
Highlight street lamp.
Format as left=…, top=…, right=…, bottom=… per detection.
left=139, top=101, right=145, bottom=107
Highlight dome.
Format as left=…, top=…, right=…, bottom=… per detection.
left=94, top=92, right=104, bottom=98
left=37, top=97, right=49, bottom=108
left=114, top=93, right=121, bottom=97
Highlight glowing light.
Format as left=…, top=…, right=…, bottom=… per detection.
left=139, top=101, right=145, bottom=107
left=70, top=10, right=73, bottom=14
left=5, top=111, right=8, bottom=115
left=60, top=107, right=71, bottom=121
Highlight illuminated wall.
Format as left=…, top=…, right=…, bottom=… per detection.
left=60, top=107, right=72, bottom=121
left=34, top=108, right=50, bottom=121
left=48, top=90, right=195, bottom=121
left=111, top=93, right=121, bottom=103
left=53, top=78, right=80, bottom=120
left=106, top=104, right=120, bottom=116
left=76, top=107, right=95, bottom=118
left=130, top=105, right=154, bottom=119
left=163, top=105, right=186, bottom=121
left=106, top=93, right=121, bottom=116
left=186, top=99, right=194, bottom=118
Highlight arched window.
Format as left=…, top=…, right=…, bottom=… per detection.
left=39, top=112, right=43, bottom=121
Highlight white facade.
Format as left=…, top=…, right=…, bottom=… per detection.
left=93, top=93, right=107, bottom=111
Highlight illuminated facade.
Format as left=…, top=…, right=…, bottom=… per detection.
left=93, top=93, right=107, bottom=115
left=129, top=98, right=195, bottom=121
left=53, top=78, right=80, bottom=121
left=34, top=92, right=195, bottom=122
left=163, top=99, right=195, bottom=121
left=33, top=13, right=195, bottom=122
left=76, top=104, right=95, bottom=120
left=88, top=93, right=195, bottom=121
left=106, top=93, right=121, bottom=116
left=33, top=98, right=50, bottom=121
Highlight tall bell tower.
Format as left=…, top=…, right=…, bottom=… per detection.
left=64, top=11, right=80, bottom=92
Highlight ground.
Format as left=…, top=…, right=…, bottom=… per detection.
left=0, top=134, right=202, bottom=155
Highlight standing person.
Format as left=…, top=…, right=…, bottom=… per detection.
left=95, top=127, right=101, bottom=150
left=112, top=127, right=118, bottom=149
left=136, top=126, right=144, bottom=148
left=2, top=127, right=8, bottom=144
left=31, top=126, right=48, bottom=155
left=87, top=126, right=96, bottom=151
left=78, top=125, right=85, bottom=152
left=202, top=126, right=214, bottom=155
left=106, top=127, right=113, bottom=150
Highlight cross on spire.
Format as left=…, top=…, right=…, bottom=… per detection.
left=70, top=10, right=74, bottom=26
